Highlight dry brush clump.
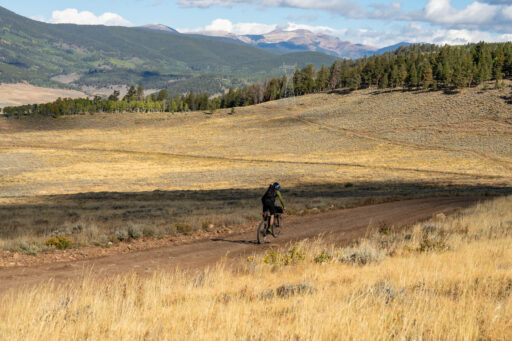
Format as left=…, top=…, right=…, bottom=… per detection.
left=3, top=182, right=492, bottom=254
left=1, top=195, right=512, bottom=340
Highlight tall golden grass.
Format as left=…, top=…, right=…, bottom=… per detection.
left=1, top=196, right=511, bottom=340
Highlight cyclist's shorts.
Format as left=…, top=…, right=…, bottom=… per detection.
left=262, top=199, right=283, bottom=215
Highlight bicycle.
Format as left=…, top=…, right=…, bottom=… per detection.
left=257, top=210, right=282, bottom=244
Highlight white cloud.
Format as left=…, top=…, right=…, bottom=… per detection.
left=180, top=18, right=340, bottom=36
left=424, top=0, right=498, bottom=25
left=30, top=15, right=46, bottom=22
left=47, top=8, right=132, bottom=26
left=178, top=0, right=512, bottom=33
left=177, top=0, right=401, bottom=19
left=419, top=0, right=512, bottom=32
left=335, top=22, right=512, bottom=47
left=181, top=18, right=275, bottom=35
left=181, top=18, right=512, bottom=48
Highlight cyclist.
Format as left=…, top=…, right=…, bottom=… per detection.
left=261, top=182, right=285, bottom=232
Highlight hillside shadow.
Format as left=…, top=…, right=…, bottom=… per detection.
left=1, top=181, right=511, bottom=241
left=501, top=94, right=512, bottom=105
left=328, top=89, right=354, bottom=95
left=442, top=88, right=461, bottom=95
left=211, top=238, right=257, bottom=245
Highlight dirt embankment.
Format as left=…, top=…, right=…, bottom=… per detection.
left=0, top=196, right=482, bottom=292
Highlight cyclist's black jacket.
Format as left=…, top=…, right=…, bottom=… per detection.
left=262, top=185, right=277, bottom=202
left=261, top=185, right=285, bottom=208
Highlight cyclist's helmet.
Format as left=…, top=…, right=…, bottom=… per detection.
left=273, top=182, right=281, bottom=190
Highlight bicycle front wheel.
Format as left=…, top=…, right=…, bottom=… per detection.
left=257, top=220, right=267, bottom=244
left=271, top=216, right=282, bottom=238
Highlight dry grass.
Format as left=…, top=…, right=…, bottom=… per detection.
left=1, top=84, right=511, bottom=198
left=1, top=84, right=511, bottom=250
left=0, top=183, right=507, bottom=252
left=1, top=195, right=511, bottom=340
left=0, top=83, right=86, bottom=108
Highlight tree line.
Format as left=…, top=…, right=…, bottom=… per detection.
left=3, top=42, right=512, bottom=117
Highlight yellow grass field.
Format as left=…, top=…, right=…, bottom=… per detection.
left=0, top=83, right=87, bottom=108
left=1, top=85, right=512, bottom=199
left=1, top=84, right=512, bottom=339
left=1, top=85, right=511, bottom=251
left=1, top=194, right=511, bottom=340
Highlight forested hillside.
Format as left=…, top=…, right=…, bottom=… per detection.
left=4, top=41, right=511, bottom=117
left=0, top=6, right=337, bottom=95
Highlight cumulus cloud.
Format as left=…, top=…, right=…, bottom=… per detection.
left=180, top=18, right=340, bottom=35
left=47, top=8, right=132, bottom=26
left=180, top=18, right=512, bottom=48
left=417, top=0, right=512, bottom=32
left=481, top=0, right=512, bottom=4
left=178, top=0, right=512, bottom=33
left=181, top=18, right=276, bottom=35
left=334, top=22, right=512, bottom=47
left=177, top=0, right=402, bottom=19
left=424, top=0, right=498, bottom=25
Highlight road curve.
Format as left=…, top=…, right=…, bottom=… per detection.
left=0, top=196, right=482, bottom=292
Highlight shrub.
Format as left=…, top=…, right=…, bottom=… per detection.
left=45, top=236, right=72, bottom=250
left=98, top=234, right=109, bottom=244
left=339, top=241, right=384, bottom=265
left=276, top=283, right=316, bottom=298
left=417, top=225, right=449, bottom=252
left=115, top=228, right=129, bottom=241
left=13, top=241, right=41, bottom=255
left=175, top=223, right=192, bottom=234
left=143, top=226, right=156, bottom=237
left=263, top=246, right=305, bottom=266
left=314, top=251, right=333, bottom=264
left=378, top=222, right=391, bottom=235
left=128, top=225, right=143, bottom=239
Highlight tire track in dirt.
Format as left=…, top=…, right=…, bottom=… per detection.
left=1, top=144, right=510, bottom=181
left=0, top=196, right=482, bottom=292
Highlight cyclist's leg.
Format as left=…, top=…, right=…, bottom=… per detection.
left=275, top=207, right=283, bottom=226
left=267, top=201, right=276, bottom=231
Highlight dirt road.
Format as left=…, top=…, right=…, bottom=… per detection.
left=0, top=197, right=481, bottom=292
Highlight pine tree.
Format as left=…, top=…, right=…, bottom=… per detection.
left=156, top=89, right=168, bottom=101
left=108, top=90, right=120, bottom=101
left=329, top=61, right=341, bottom=90
left=136, top=84, right=145, bottom=101
left=422, top=62, right=433, bottom=89
left=124, top=86, right=137, bottom=102
left=379, top=73, right=389, bottom=89
left=316, top=65, right=329, bottom=92
left=408, top=64, right=418, bottom=88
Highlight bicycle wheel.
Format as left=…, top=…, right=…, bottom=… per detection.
left=271, top=215, right=282, bottom=238
left=257, top=220, right=268, bottom=244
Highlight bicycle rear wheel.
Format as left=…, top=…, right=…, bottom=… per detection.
left=257, top=220, right=268, bottom=244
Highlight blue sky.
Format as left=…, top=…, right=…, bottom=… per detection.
left=1, top=0, right=511, bottom=47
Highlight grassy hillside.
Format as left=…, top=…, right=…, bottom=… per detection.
left=0, top=84, right=511, bottom=251
left=1, top=195, right=511, bottom=339
left=0, top=6, right=337, bottom=94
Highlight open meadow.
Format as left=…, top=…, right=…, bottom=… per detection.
left=0, top=83, right=87, bottom=108
left=1, top=193, right=511, bottom=340
left=1, top=83, right=512, bottom=339
left=0, top=84, right=511, bottom=251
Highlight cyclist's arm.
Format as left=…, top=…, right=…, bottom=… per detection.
left=276, top=190, right=285, bottom=209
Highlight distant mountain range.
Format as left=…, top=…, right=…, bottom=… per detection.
left=196, top=30, right=414, bottom=59
left=0, top=6, right=338, bottom=96
left=143, top=25, right=413, bottom=60
left=0, top=5, right=413, bottom=97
